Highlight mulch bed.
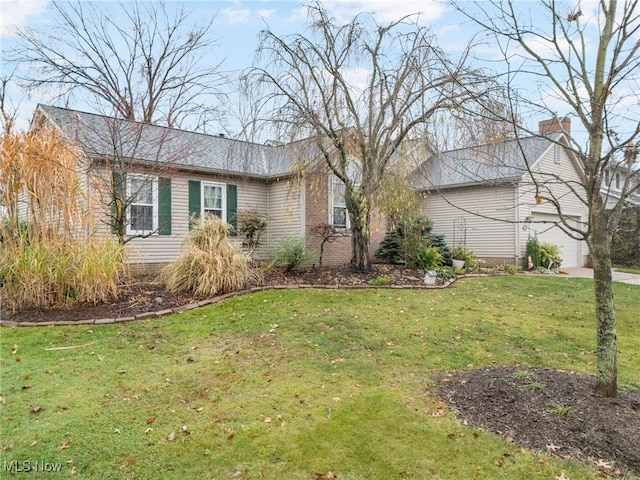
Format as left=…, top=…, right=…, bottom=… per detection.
left=0, top=264, right=431, bottom=324
left=437, top=366, right=640, bottom=478
left=2, top=265, right=639, bottom=477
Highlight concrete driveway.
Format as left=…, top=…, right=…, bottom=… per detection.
left=563, top=267, right=640, bottom=285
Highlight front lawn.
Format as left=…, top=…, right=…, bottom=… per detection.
left=1, top=276, right=638, bottom=479
left=615, top=267, right=640, bottom=275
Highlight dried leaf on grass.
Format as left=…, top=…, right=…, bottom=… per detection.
left=314, top=472, right=337, bottom=480
left=45, top=342, right=96, bottom=351
left=167, top=425, right=190, bottom=441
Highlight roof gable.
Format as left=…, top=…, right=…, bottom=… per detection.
left=414, top=134, right=565, bottom=190
left=34, top=104, right=298, bottom=178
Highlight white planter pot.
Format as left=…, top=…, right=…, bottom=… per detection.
left=452, top=259, right=465, bottom=270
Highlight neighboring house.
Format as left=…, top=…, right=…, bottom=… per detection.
left=414, top=118, right=589, bottom=268
left=601, top=161, right=640, bottom=210
left=30, top=104, right=386, bottom=271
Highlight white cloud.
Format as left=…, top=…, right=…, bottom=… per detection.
left=222, top=7, right=251, bottom=25
left=0, top=0, right=48, bottom=37
left=257, top=9, right=275, bottom=20
left=323, top=0, right=446, bottom=24
left=342, top=66, right=370, bottom=94
left=287, top=5, right=308, bottom=23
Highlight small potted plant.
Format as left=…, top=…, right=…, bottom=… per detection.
left=451, top=245, right=474, bottom=270
left=539, top=242, right=562, bottom=272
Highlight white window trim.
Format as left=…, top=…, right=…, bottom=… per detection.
left=202, top=182, right=227, bottom=221
left=329, top=174, right=350, bottom=229
left=126, top=175, right=158, bottom=236
left=553, top=144, right=561, bottom=164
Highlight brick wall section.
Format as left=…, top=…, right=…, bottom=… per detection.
left=304, top=168, right=387, bottom=267
left=539, top=117, right=571, bottom=135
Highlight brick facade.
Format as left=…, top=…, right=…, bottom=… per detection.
left=304, top=168, right=386, bottom=267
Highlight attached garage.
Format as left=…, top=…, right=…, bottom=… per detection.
left=531, top=213, right=583, bottom=267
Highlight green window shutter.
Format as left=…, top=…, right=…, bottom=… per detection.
left=112, top=171, right=126, bottom=235
left=158, top=177, right=171, bottom=235
left=227, top=184, right=238, bottom=236
left=188, top=180, right=201, bottom=229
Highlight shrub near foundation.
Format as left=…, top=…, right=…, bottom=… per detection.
left=159, top=217, right=262, bottom=297
left=0, top=128, right=126, bottom=310
left=1, top=238, right=125, bottom=310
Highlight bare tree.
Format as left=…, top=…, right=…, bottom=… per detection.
left=11, top=0, right=226, bottom=131
left=88, top=117, right=176, bottom=245
left=454, top=0, right=640, bottom=397
left=0, top=71, right=21, bottom=135
left=33, top=104, right=206, bottom=245
left=310, top=223, right=349, bottom=267
left=425, top=99, right=520, bottom=151
left=248, top=2, right=489, bottom=271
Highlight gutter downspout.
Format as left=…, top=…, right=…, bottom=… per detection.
left=515, top=182, right=521, bottom=265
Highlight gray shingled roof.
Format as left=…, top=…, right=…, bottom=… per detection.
left=36, top=104, right=299, bottom=178
left=36, top=104, right=566, bottom=189
left=413, top=134, right=561, bottom=189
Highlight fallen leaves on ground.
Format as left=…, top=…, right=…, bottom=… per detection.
left=167, top=425, right=191, bottom=441
left=314, top=472, right=337, bottom=480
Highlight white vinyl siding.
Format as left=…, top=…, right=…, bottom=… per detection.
left=126, top=174, right=268, bottom=265
left=421, top=185, right=517, bottom=259
left=519, top=141, right=587, bottom=266
left=265, top=179, right=304, bottom=248
left=126, top=175, right=188, bottom=264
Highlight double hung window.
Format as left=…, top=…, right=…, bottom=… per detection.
left=330, top=175, right=349, bottom=228
left=202, top=182, right=226, bottom=220
left=127, top=175, right=157, bottom=235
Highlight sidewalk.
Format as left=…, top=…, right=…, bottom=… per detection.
left=563, top=267, right=640, bottom=285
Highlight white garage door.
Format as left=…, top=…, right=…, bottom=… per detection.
left=531, top=213, right=582, bottom=267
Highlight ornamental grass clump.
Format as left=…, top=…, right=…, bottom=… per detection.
left=0, top=128, right=126, bottom=310
left=159, top=216, right=261, bottom=297
left=1, top=238, right=125, bottom=310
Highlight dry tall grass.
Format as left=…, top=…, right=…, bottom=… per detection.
left=1, top=128, right=126, bottom=310
left=159, top=217, right=261, bottom=297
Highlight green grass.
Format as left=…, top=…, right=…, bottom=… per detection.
left=1, top=276, right=639, bottom=479
left=548, top=403, right=575, bottom=417
left=615, top=267, right=640, bottom=275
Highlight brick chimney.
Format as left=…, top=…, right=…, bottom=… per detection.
left=539, top=116, right=570, bottom=135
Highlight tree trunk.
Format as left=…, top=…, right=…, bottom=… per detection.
left=591, top=201, right=617, bottom=397
left=351, top=220, right=371, bottom=271
left=348, top=203, right=372, bottom=271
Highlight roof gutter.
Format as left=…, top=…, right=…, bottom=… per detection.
left=417, top=177, right=521, bottom=192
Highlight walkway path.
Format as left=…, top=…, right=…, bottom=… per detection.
left=563, top=267, right=640, bottom=285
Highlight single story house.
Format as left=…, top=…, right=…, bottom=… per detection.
left=414, top=118, right=590, bottom=268
left=29, top=105, right=599, bottom=270
left=30, top=104, right=386, bottom=271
